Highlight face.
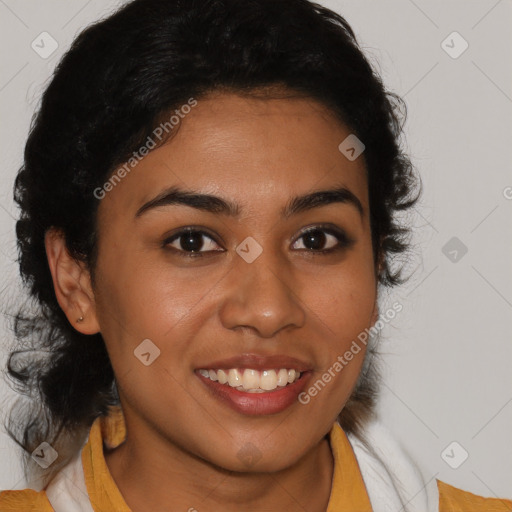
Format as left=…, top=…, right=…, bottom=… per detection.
left=88, top=92, right=378, bottom=472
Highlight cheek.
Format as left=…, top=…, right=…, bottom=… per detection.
left=95, top=246, right=215, bottom=337
left=309, top=279, right=373, bottom=375
left=306, top=261, right=377, bottom=338
left=92, top=265, right=205, bottom=413
left=300, top=251, right=376, bottom=402
left=299, top=275, right=373, bottom=415
left=92, top=252, right=228, bottom=401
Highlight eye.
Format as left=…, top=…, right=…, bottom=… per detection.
left=163, top=229, right=223, bottom=257
left=292, top=226, right=353, bottom=254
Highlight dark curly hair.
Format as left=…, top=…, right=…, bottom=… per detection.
left=4, top=0, right=420, bottom=485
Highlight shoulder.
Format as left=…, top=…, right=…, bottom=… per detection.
left=0, top=489, right=54, bottom=511
left=438, top=480, right=512, bottom=511
left=343, top=418, right=512, bottom=512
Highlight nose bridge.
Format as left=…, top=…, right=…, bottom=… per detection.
left=218, top=243, right=305, bottom=337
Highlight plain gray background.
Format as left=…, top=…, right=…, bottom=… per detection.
left=0, top=0, right=511, bottom=499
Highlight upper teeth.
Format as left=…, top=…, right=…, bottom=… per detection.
left=198, top=368, right=301, bottom=392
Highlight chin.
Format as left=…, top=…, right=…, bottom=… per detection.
left=204, top=443, right=305, bottom=474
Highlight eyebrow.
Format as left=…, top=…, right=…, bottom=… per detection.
left=135, top=184, right=364, bottom=220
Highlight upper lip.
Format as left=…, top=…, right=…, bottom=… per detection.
left=196, top=353, right=313, bottom=372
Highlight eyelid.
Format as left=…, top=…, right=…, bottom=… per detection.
left=163, top=223, right=354, bottom=258
left=293, top=223, right=354, bottom=245
left=163, top=225, right=222, bottom=244
left=162, top=226, right=225, bottom=255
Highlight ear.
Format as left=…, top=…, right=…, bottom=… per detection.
left=44, top=228, right=101, bottom=335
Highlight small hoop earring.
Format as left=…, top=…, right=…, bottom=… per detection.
left=76, top=316, right=84, bottom=323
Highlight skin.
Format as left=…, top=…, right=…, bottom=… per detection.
left=45, top=91, right=379, bottom=511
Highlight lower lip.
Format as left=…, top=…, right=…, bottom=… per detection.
left=196, top=371, right=311, bottom=416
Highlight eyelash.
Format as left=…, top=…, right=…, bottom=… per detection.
left=162, top=225, right=354, bottom=259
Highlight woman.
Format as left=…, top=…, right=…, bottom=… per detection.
left=0, top=0, right=510, bottom=510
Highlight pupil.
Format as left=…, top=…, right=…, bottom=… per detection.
left=181, top=232, right=203, bottom=252
left=304, top=230, right=325, bottom=250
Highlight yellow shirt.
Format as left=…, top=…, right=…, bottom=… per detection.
left=0, top=407, right=510, bottom=511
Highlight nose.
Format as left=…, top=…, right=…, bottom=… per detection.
left=218, top=248, right=306, bottom=338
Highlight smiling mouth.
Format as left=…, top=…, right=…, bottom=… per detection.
left=197, top=368, right=302, bottom=393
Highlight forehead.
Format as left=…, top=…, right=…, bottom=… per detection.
left=98, top=92, right=369, bottom=223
